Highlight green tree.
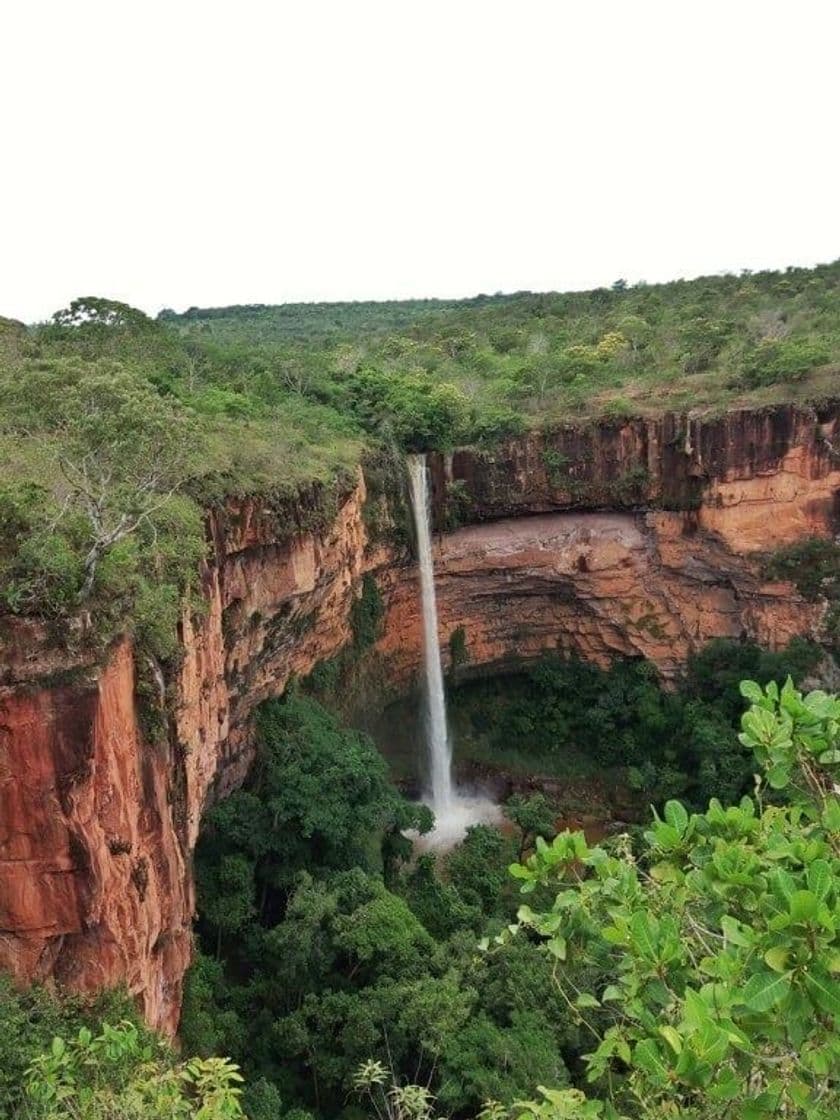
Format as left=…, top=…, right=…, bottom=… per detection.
left=497, top=679, right=840, bottom=1119
left=446, top=824, right=518, bottom=918
left=739, top=337, right=829, bottom=387
left=504, top=793, right=557, bottom=860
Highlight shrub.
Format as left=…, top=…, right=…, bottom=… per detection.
left=23, top=1019, right=244, bottom=1118
left=739, top=337, right=829, bottom=387
left=500, top=679, right=840, bottom=1119
left=763, top=536, right=840, bottom=601
left=601, top=396, right=635, bottom=419
left=350, top=573, right=384, bottom=651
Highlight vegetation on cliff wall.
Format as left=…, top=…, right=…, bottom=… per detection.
left=443, top=639, right=822, bottom=808
left=764, top=538, right=840, bottom=652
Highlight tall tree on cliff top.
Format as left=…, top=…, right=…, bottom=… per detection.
left=0, top=298, right=197, bottom=603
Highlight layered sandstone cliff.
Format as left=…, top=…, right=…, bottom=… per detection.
left=375, top=510, right=821, bottom=686
left=428, top=404, right=840, bottom=547
left=0, top=401, right=838, bottom=1033
left=0, top=476, right=372, bottom=1032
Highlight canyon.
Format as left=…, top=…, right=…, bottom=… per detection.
left=0, top=402, right=838, bottom=1034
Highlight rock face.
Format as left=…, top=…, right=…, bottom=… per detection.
left=0, top=636, right=189, bottom=1033
left=375, top=511, right=822, bottom=686
left=0, top=474, right=371, bottom=1033
left=0, top=402, right=838, bottom=1033
left=428, top=404, right=840, bottom=546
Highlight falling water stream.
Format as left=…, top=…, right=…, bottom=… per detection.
left=407, top=455, right=454, bottom=811
left=407, top=455, right=501, bottom=847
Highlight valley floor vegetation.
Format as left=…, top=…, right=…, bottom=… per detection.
left=2, top=645, right=839, bottom=1118
left=176, top=639, right=835, bottom=1120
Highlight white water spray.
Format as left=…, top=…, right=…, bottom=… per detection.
left=407, top=454, right=454, bottom=811
left=407, top=455, right=501, bottom=847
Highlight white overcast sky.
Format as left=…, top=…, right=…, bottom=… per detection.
left=3, top=1, right=840, bottom=323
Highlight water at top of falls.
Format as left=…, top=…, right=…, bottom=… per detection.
left=407, top=454, right=454, bottom=812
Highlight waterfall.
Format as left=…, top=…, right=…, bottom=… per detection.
left=406, top=454, right=501, bottom=848
left=407, top=454, right=454, bottom=811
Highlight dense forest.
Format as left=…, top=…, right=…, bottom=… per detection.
left=179, top=640, right=827, bottom=1120
left=161, top=260, right=840, bottom=427
left=5, top=659, right=840, bottom=1119
left=2, top=265, right=840, bottom=1118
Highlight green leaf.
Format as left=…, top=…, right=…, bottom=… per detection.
left=741, top=969, right=792, bottom=1011
left=804, top=970, right=840, bottom=1018
left=741, top=1099, right=776, bottom=1120
left=788, top=890, right=819, bottom=923
left=721, top=914, right=753, bottom=947
left=788, top=1080, right=814, bottom=1109
left=601, top=925, right=626, bottom=945
left=650, top=860, right=682, bottom=883
left=682, top=987, right=712, bottom=1028
left=740, top=680, right=764, bottom=704
left=629, top=912, right=658, bottom=960
left=763, top=946, right=790, bottom=973
left=819, top=749, right=840, bottom=764
left=804, top=689, right=840, bottom=718
left=658, top=1025, right=682, bottom=1054
left=822, top=797, right=840, bottom=831
left=509, top=864, right=532, bottom=880
left=767, top=763, right=792, bottom=789
left=768, top=868, right=797, bottom=905
left=632, top=1039, right=670, bottom=1085
left=575, top=992, right=601, bottom=1009
left=807, top=858, right=832, bottom=901
left=647, top=823, right=681, bottom=850
left=547, top=936, right=567, bottom=960
left=663, top=800, right=689, bottom=835
left=692, top=1022, right=729, bottom=1065
left=706, top=1068, right=741, bottom=1101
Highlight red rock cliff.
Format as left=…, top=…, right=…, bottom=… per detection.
left=0, top=634, right=188, bottom=1032
left=0, top=473, right=371, bottom=1033
left=0, top=402, right=838, bottom=1033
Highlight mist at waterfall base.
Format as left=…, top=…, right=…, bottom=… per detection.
left=406, top=455, right=501, bottom=850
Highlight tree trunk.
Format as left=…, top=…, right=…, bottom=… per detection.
left=78, top=542, right=104, bottom=601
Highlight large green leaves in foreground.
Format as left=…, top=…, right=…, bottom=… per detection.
left=22, top=1019, right=243, bottom=1119
left=496, top=680, right=840, bottom=1119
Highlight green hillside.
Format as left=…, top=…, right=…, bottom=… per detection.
left=162, top=260, right=840, bottom=429
left=1, top=260, right=839, bottom=646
